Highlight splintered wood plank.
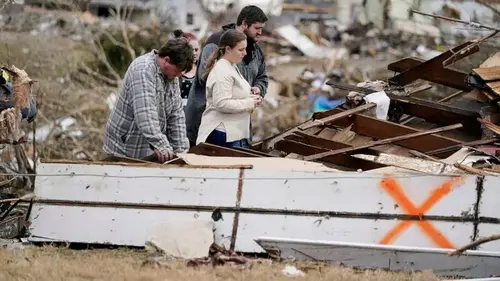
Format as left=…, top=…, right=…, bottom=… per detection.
left=314, top=108, right=462, bottom=155
left=487, top=81, right=500, bottom=96
left=473, top=66, right=500, bottom=82
left=389, top=41, right=479, bottom=87
left=387, top=57, right=472, bottom=91
left=303, top=124, right=463, bottom=161
left=275, top=139, right=386, bottom=171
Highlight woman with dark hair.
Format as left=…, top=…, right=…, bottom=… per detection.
left=196, top=29, right=262, bottom=148
left=173, top=29, right=200, bottom=107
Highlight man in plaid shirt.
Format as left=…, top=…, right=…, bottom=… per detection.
left=103, top=38, right=193, bottom=163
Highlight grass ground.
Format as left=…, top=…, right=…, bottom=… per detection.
left=0, top=246, right=439, bottom=281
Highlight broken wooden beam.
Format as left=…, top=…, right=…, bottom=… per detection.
left=275, top=139, right=386, bottom=171
left=389, top=40, right=479, bottom=87
left=303, top=124, right=463, bottom=161
left=298, top=103, right=376, bottom=130
left=313, top=108, right=462, bottom=154
left=387, top=57, right=473, bottom=91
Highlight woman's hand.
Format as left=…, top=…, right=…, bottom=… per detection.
left=252, top=94, right=262, bottom=108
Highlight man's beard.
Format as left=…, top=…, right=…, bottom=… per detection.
left=243, top=29, right=257, bottom=43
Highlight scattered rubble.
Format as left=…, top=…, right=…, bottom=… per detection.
left=1, top=3, right=500, bottom=280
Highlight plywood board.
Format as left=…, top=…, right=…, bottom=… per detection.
left=473, top=67, right=500, bottom=82
left=486, top=81, right=500, bottom=96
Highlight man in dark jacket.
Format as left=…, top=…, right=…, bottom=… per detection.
left=184, top=5, right=269, bottom=147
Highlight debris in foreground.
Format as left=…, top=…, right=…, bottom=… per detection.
left=255, top=237, right=500, bottom=279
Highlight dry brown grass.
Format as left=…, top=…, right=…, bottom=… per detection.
left=0, top=246, right=439, bottom=281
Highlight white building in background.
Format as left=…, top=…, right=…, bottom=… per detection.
left=337, top=0, right=500, bottom=39
left=201, top=0, right=282, bottom=16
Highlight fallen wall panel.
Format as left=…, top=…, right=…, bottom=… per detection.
left=27, top=161, right=497, bottom=254
left=255, top=237, right=500, bottom=279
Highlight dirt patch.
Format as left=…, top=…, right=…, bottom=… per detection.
left=0, top=247, right=438, bottom=281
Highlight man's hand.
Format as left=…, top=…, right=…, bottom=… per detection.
left=153, top=149, right=175, bottom=163
left=251, top=87, right=261, bottom=96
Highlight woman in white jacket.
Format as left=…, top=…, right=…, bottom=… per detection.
left=196, top=29, right=262, bottom=148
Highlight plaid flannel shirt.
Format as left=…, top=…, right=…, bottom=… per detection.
left=103, top=50, right=189, bottom=159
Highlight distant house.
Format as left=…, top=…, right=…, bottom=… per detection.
left=87, top=0, right=209, bottom=35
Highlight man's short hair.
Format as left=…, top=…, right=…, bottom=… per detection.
left=236, top=5, right=268, bottom=26
left=158, top=38, right=194, bottom=72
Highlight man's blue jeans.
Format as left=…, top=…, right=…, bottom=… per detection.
left=205, top=130, right=249, bottom=149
